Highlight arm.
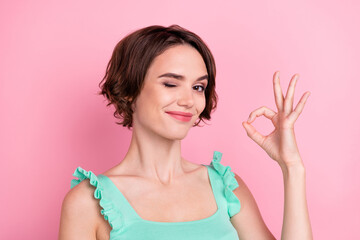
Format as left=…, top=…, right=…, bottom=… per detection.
left=280, top=162, right=312, bottom=240
left=230, top=173, right=276, bottom=240
left=58, top=180, right=99, bottom=240
left=239, top=71, right=313, bottom=239
left=230, top=163, right=312, bottom=240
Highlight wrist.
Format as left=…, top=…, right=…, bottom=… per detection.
left=279, top=161, right=305, bottom=177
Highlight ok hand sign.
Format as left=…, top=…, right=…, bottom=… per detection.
left=242, top=71, right=311, bottom=169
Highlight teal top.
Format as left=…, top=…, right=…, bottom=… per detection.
left=70, top=151, right=241, bottom=240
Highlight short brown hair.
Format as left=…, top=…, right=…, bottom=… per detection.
left=98, top=24, right=218, bottom=130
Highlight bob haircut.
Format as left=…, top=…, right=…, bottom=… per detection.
left=98, top=24, right=218, bottom=130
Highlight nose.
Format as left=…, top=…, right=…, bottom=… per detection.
left=177, top=87, right=194, bottom=108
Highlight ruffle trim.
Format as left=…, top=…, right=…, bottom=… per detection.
left=210, top=151, right=241, bottom=218
left=70, top=167, right=123, bottom=235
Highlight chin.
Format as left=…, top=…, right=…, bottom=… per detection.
left=167, top=133, right=189, bottom=141
left=162, top=127, right=191, bottom=140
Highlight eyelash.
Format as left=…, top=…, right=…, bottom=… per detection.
left=163, top=83, right=206, bottom=92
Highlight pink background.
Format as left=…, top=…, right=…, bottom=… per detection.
left=1, top=0, right=359, bottom=239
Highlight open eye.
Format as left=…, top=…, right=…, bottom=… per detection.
left=194, top=85, right=206, bottom=92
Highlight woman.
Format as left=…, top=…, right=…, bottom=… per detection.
left=59, top=24, right=313, bottom=240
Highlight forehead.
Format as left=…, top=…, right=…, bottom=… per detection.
left=147, top=44, right=207, bottom=76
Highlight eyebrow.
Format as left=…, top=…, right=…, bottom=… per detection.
left=158, top=72, right=208, bottom=82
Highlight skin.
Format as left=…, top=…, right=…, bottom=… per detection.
left=59, top=44, right=313, bottom=240
left=236, top=71, right=313, bottom=239
left=115, top=43, right=209, bottom=183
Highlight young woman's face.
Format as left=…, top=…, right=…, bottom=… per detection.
left=132, top=44, right=208, bottom=140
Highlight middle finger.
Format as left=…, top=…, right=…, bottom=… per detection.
left=284, top=74, right=299, bottom=114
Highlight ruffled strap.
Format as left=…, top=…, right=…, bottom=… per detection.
left=210, top=151, right=241, bottom=218
left=70, top=167, right=123, bottom=235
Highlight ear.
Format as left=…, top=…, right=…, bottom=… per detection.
left=125, top=96, right=135, bottom=112
left=124, top=96, right=133, bottom=101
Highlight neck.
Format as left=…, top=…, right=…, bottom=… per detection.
left=120, top=124, right=187, bottom=185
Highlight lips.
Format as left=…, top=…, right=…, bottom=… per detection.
left=165, top=111, right=193, bottom=117
left=165, top=111, right=193, bottom=122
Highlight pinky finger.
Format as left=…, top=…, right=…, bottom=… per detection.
left=289, top=91, right=311, bottom=122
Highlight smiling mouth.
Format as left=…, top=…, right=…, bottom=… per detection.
left=165, top=111, right=193, bottom=117
left=166, top=112, right=192, bottom=122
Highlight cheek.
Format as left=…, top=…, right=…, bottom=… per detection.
left=136, top=91, right=169, bottom=118
left=194, top=96, right=206, bottom=117
left=200, top=95, right=207, bottom=110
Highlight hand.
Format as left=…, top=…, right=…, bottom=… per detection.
left=242, top=71, right=311, bottom=169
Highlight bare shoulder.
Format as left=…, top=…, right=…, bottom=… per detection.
left=230, top=173, right=276, bottom=240
left=59, top=179, right=102, bottom=240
